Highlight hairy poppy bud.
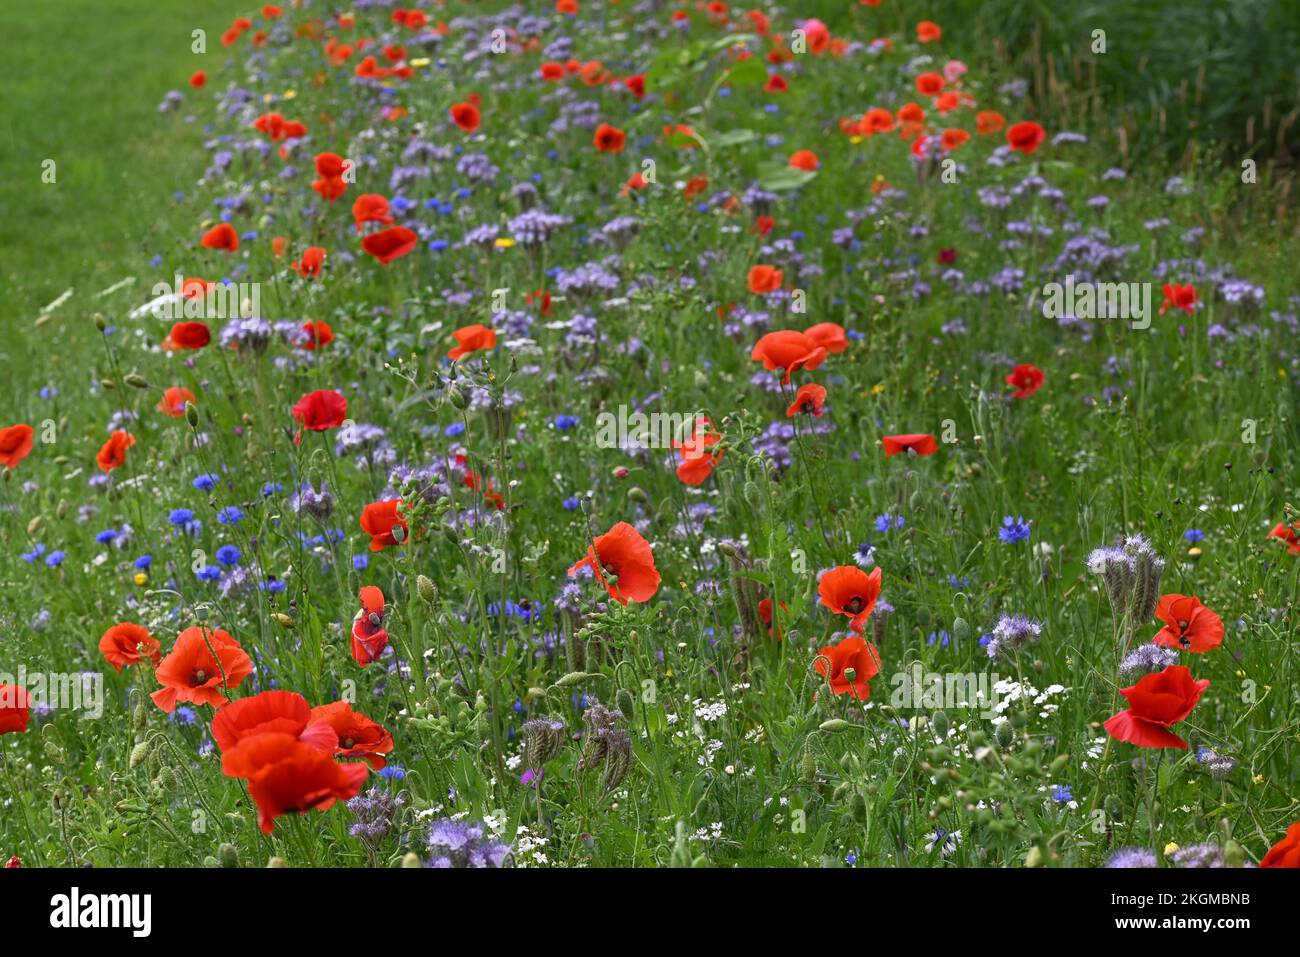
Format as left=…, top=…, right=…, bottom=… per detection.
left=952, top=616, right=971, bottom=643
left=401, top=852, right=422, bottom=868
left=125, top=373, right=149, bottom=389
left=931, top=710, right=950, bottom=738
left=94, top=313, right=107, bottom=331
left=416, top=574, right=438, bottom=604
left=272, top=612, right=295, bottom=628
left=129, top=740, right=152, bottom=769
left=447, top=386, right=467, bottom=410
left=818, top=718, right=852, bottom=732
left=266, top=857, right=287, bottom=868
left=994, top=721, right=1015, bottom=749
left=615, top=687, right=636, bottom=721
left=218, top=843, right=239, bottom=868
left=184, top=401, right=199, bottom=428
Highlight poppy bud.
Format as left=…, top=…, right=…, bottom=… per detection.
left=272, top=612, right=295, bottom=628
left=554, top=670, right=594, bottom=688
left=915, top=606, right=931, bottom=627
left=818, top=718, right=852, bottom=732
left=447, top=386, right=467, bottom=410
left=101, top=379, right=116, bottom=390
left=44, top=740, right=65, bottom=763
left=994, top=721, right=1015, bottom=749
left=133, top=700, right=148, bottom=732
left=1104, top=796, right=1125, bottom=822
left=391, top=523, right=407, bottom=544
left=401, top=852, right=422, bottom=868
left=94, top=313, right=107, bottom=331
left=615, top=687, right=636, bottom=720
left=952, top=616, right=971, bottom=643
left=266, top=857, right=287, bottom=868
left=416, top=574, right=438, bottom=604
left=802, top=748, right=817, bottom=783
left=627, top=486, right=648, bottom=504
left=129, top=740, right=152, bottom=769
left=1024, top=845, right=1044, bottom=868
left=184, top=401, right=199, bottom=428
left=931, top=710, right=950, bottom=738
left=612, top=466, right=629, bottom=479
left=1049, top=753, right=1070, bottom=774
left=849, top=793, right=868, bottom=823
left=1223, top=839, right=1246, bottom=868
left=218, top=843, right=239, bottom=868
left=441, top=521, right=459, bottom=544
left=125, top=373, right=149, bottom=389
left=908, top=489, right=924, bottom=510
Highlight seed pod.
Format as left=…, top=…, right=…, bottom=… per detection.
left=447, top=386, right=467, bottom=410
left=184, top=401, right=199, bottom=428
left=124, top=372, right=149, bottom=389
left=218, top=843, right=239, bottom=868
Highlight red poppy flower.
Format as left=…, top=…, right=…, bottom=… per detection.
left=1261, top=822, right=1300, bottom=868
left=976, top=111, right=1006, bottom=135
left=759, top=597, right=789, bottom=639
left=292, top=246, right=326, bottom=278
left=593, top=123, right=626, bottom=153
left=750, top=330, right=828, bottom=384
left=805, top=322, right=848, bottom=354
left=540, top=61, right=566, bottom=82
left=313, top=175, right=348, bottom=202
left=190, top=70, right=206, bottom=88
left=789, top=149, right=819, bottom=171
left=448, top=324, right=497, bottom=360
left=625, top=74, right=645, bottom=98
left=568, top=521, right=660, bottom=605
left=100, top=622, right=162, bottom=671
left=1006, top=121, right=1046, bottom=154
left=764, top=74, right=788, bottom=94
left=915, top=72, right=944, bottom=97
left=360, top=499, right=407, bottom=552
left=786, top=383, right=828, bottom=418
left=916, top=20, right=942, bottom=43
left=747, top=264, right=783, bottom=294
left=463, top=469, right=506, bottom=510
left=300, top=321, right=334, bottom=350
left=150, top=626, right=254, bottom=713
left=157, top=386, right=196, bottom=418
left=942, top=129, right=970, bottom=150
left=673, top=420, right=723, bottom=486
left=1159, top=283, right=1197, bottom=316
left=0, top=424, right=35, bottom=469
left=450, top=101, right=480, bottom=132
left=220, top=732, right=368, bottom=834
left=815, top=634, right=883, bottom=698
left=212, top=690, right=337, bottom=753
left=1151, top=594, right=1224, bottom=653
left=291, top=389, right=348, bottom=436
left=1006, top=363, right=1044, bottom=398
left=201, top=223, right=239, bottom=252
left=882, top=433, right=938, bottom=457
left=352, top=193, right=394, bottom=231
left=164, top=321, right=211, bottom=351
left=308, top=701, right=394, bottom=769
left=315, top=152, right=347, bottom=178
left=801, top=18, right=831, bottom=54
left=351, top=585, right=390, bottom=665
left=1103, top=664, right=1209, bottom=749
left=1268, top=521, right=1300, bottom=555
left=96, top=430, right=135, bottom=472
left=361, top=226, right=418, bottom=264
left=818, top=565, right=883, bottom=633
left=0, top=684, right=32, bottom=735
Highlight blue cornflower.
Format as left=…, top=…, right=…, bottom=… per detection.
left=262, top=579, right=286, bottom=594
left=1184, top=528, right=1204, bottom=543
left=1051, top=785, right=1074, bottom=804
left=215, top=544, right=242, bottom=566
left=216, top=506, right=244, bottom=525
left=562, top=496, right=580, bottom=511
left=169, top=706, right=198, bottom=726
left=874, top=512, right=904, bottom=533
left=196, top=565, right=222, bottom=581
left=352, top=554, right=369, bottom=571
left=927, top=629, right=951, bottom=648
left=378, top=764, right=407, bottom=780
left=95, top=529, right=117, bottom=544
left=193, top=473, right=219, bottom=491
left=261, top=482, right=283, bottom=497
left=854, top=542, right=875, bottom=566
left=998, top=516, right=1031, bottom=543
left=554, top=414, right=578, bottom=430
left=133, top=555, right=153, bottom=570
left=168, top=508, right=195, bottom=526
left=45, top=550, right=66, bottom=568
left=22, top=544, right=46, bottom=563
left=444, top=421, right=465, bottom=437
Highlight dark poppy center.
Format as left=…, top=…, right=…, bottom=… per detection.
left=846, top=596, right=864, bottom=614
left=341, top=737, right=355, bottom=749
left=193, top=669, right=208, bottom=684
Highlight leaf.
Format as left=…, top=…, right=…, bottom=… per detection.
left=756, top=162, right=818, bottom=191
left=712, top=128, right=757, bottom=148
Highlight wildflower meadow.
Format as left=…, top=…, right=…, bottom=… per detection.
left=2, top=0, right=1300, bottom=902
